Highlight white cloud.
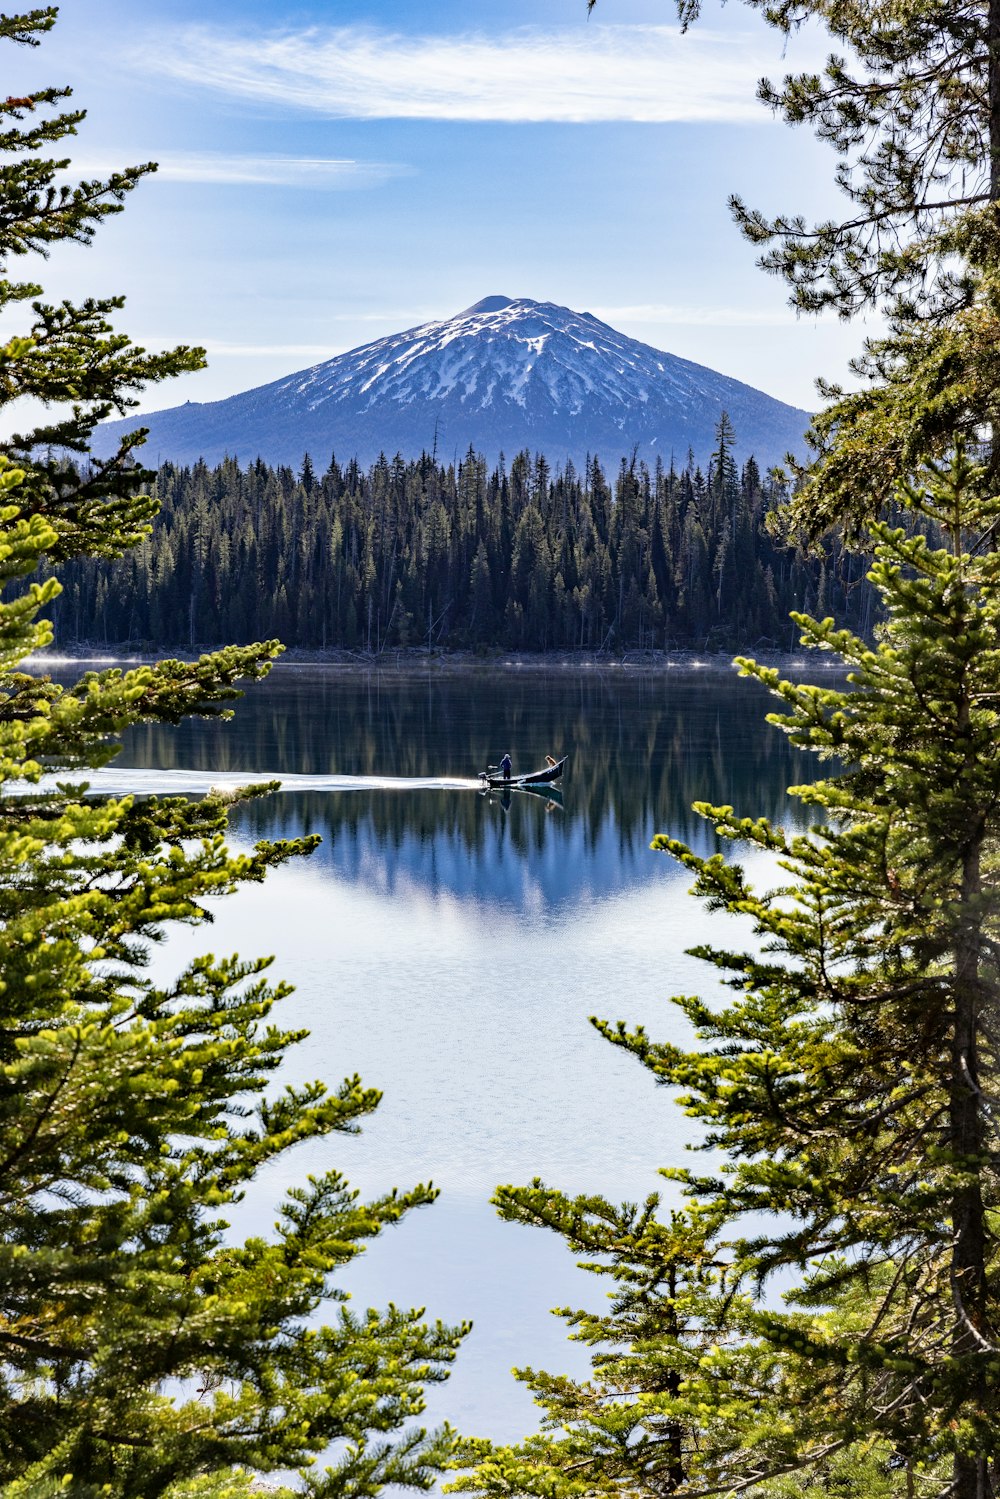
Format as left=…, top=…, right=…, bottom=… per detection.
left=141, top=23, right=785, bottom=124
left=199, top=341, right=339, bottom=358
left=591, top=302, right=802, bottom=327
left=158, top=305, right=804, bottom=359
left=71, top=153, right=403, bottom=188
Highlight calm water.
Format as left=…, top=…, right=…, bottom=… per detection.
left=101, top=665, right=812, bottom=1441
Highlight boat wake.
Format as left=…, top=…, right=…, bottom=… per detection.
left=22, top=769, right=485, bottom=797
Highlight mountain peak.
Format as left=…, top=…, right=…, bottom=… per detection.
left=93, top=296, right=811, bottom=469
left=458, top=294, right=520, bottom=317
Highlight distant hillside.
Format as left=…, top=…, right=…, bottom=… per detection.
left=51, top=447, right=875, bottom=657
left=93, top=296, right=811, bottom=469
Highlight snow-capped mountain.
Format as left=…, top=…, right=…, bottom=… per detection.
left=94, top=295, right=811, bottom=469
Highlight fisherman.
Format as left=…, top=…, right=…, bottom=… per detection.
left=499, top=751, right=513, bottom=780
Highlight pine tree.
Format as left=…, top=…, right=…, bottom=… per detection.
left=455, top=444, right=1000, bottom=1499
left=610, top=0, right=999, bottom=332
left=0, top=11, right=466, bottom=1495
left=584, top=0, right=1000, bottom=535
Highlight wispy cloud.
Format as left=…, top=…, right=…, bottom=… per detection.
left=199, top=341, right=338, bottom=358
left=172, top=305, right=804, bottom=359
left=141, top=23, right=782, bottom=124
left=71, top=153, right=404, bottom=188
left=591, top=303, right=802, bottom=327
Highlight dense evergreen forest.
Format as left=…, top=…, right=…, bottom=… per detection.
left=51, top=417, right=876, bottom=652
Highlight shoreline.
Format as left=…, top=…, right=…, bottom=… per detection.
left=28, top=644, right=849, bottom=677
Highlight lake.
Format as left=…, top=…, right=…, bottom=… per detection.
left=102, top=662, right=812, bottom=1444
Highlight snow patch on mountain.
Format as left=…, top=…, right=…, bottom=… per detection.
left=276, top=299, right=691, bottom=418
left=92, top=295, right=812, bottom=470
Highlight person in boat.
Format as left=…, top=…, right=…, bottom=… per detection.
left=499, top=752, right=513, bottom=779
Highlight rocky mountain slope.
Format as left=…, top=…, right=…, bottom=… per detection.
left=94, top=295, right=811, bottom=469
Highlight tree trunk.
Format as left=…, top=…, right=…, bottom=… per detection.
left=991, top=0, right=1000, bottom=205
left=951, top=799, right=989, bottom=1498
left=990, top=0, right=1000, bottom=493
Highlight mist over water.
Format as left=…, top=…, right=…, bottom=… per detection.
left=104, top=665, right=814, bottom=1442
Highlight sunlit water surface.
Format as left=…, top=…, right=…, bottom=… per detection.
left=86, top=665, right=815, bottom=1444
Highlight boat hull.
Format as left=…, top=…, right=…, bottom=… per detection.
left=479, top=755, right=567, bottom=788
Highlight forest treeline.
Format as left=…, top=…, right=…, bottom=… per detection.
left=51, top=416, right=877, bottom=652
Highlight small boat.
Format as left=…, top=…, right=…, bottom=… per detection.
left=479, top=755, right=567, bottom=789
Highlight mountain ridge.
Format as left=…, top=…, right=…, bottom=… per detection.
left=93, top=296, right=812, bottom=469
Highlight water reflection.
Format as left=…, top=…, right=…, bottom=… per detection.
left=117, top=666, right=814, bottom=910
left=103, top=664, right=820, bottom=1443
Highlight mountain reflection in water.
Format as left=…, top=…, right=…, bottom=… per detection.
left=118, top=665, right=813, bottom=910
left=104, top=663, right=821, bottom=1443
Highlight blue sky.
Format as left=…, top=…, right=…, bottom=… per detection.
left=18, top=0, right=874, bottom=418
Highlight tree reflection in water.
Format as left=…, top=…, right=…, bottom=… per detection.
left=117, top=665, right=818, bottom=910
